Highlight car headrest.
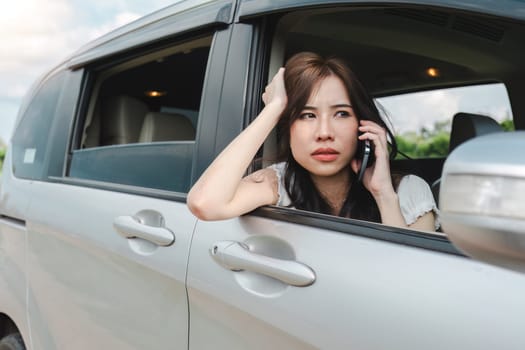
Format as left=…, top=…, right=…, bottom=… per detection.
left=101, top=95, right=149, bottom=145
left=139, top=112, right=196, bottom=142
left=448, top=112, right=503, bottom=153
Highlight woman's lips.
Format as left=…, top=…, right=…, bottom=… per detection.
left=311, top=148, right=339, bottom=161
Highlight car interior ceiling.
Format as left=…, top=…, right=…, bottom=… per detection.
left=98, top=46, right=210, bottom=112
left=283, top=6, right=525, bottom=97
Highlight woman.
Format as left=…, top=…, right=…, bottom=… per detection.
left=187, top=52, right=438, bottom=231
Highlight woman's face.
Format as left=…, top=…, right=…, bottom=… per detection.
left=289, top=74, right=359, bottom=179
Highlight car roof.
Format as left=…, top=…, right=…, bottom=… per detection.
left=65, top=0, right=234, bottom=69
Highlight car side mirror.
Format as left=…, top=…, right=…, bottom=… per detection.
left=440, top=131, right=525, bottom=273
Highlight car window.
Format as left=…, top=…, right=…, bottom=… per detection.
left=260, top=5, right=524, bottom=233
left=376, top=83, right=514, bottom=159
left=68, top=35, right=212, bottom=193
left=11, top=71, right=66, bottom=180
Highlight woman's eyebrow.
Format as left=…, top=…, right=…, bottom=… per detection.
left=332, top=103, right=353, bottom=108
left=302, top=104, right=353, bottom=111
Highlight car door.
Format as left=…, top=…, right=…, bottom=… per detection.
left=188, top=212, right=525, bottom=349
left=26, top=176, right=196, bottom=349
left=186, top=1, right=525, bottom=349
left=22, top=2, right=235, bottom=348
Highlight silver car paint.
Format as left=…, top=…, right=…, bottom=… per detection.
left=24, top=179, right=195, bottom=349
left=0, top=150, right=33, bottom=346
left=187, top=216, right=525, bottom=349
left=1, top=0, right=525, bottom=349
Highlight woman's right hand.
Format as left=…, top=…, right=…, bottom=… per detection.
left=262, top=67, right=287, bottom=109
left=187, top=68, right=288, bottom=221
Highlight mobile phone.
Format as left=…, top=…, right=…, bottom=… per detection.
left=356, top=139, right=375, bottom=182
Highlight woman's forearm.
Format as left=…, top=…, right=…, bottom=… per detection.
left=187, top=101, right=285, bottom=218
left=374, top=190, right=436, bottom=231
left=373, top=190, right=407, bottom=228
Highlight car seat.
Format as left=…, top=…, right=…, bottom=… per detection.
left=431, top=112, right=503, bottom=205
left=138, top=112, right=196, bottom=142
left=100, top=95, right=149, bottom=145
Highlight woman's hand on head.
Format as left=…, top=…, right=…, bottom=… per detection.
left=262, top=67, right=287, bottom=110
left=187, top=69, right=288, bottom=221
left=351, top=120, right=395, bottom=198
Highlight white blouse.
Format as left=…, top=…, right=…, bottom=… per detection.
left=270, top=162, right=440, bottom=230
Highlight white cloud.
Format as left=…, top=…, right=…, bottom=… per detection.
left=378, top=90, right=459, bottom=134
left=84, top=11, right=142, bottom=42
left=0, top=0, right=171, bottom=141
left=378, top=84, right=511, bottom=135
left=0, top=2, right=143, bottom=100
left=0, top=0, right=75, bottom=98
left=1, top=1, right=73, bottom=63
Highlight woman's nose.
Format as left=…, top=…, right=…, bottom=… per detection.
left=315, top=117, right=334, bottom=141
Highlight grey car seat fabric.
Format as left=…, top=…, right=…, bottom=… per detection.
left=139, top=112, right=196, bottom=142
left=100, top=95, right=149, bottom=145
left=432, top=112, right=503, bottom=205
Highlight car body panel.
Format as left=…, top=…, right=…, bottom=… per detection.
left=0, top=151, right=31, bottom=345
left=24, top=180, right=196, bottom=349
left=237, top=0, right=525, bottom=21
left=1, top=0, right=525, bottom=348
left=67, top=0, right=235, bottom=69
left=188, top=215, right=525, bottom=349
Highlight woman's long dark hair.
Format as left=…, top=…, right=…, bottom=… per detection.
left=277, top=52, right=398, bottom=222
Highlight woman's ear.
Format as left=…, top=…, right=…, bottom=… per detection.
left=350, top=158, right=361, bottom=174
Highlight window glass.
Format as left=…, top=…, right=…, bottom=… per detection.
left=376, top=83, right=514, bottom=159
left=12, top=72, right=65, bottom=179
left=69, top=36, right=212, bottom=193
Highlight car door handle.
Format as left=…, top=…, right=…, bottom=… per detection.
left=210, top=241, right=316, bottom=287
left=113, top=212, right=175, bottom=246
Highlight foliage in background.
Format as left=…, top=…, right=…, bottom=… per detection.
left=0, top=148, right=5, bottom=174
left=500, top=119, right=515, bottom=131
left=395, top=118, right=514, bottom=159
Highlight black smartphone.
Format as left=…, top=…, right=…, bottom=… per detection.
left=356, top=139, right=375, bottom=182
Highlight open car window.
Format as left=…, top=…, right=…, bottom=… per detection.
left=261, top=5, right=525, bottom=234
left=68, top=35, right=212, bottom=193
left=377, top=83, right=514, bottom=159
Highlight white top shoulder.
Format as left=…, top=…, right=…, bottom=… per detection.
left=397, top=174, right=440, bottom=230
left=269, top=162, right=440, bottom=230
left=270, top=162, right=292, bottom=207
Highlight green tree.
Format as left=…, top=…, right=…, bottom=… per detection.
left=0, top=148, right=5, bottom=174
left=500, top=118, right=514, bottom=131
left=395, top=120, right=450, bottom=159
left=395, top=117, right=515, bottom=159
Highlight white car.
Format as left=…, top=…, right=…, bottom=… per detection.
left=1, top=0, right=525, bottom=349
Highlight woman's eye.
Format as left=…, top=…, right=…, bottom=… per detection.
left=299, top=113, right=316, bottom=120
left=335, top=111, right=351, bottom=118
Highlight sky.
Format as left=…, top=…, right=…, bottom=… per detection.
left=378, top=83, right=512, bottom=135
left=0, top=0, right=176, bottom=144
left=0, top=0, right=513, bottom=144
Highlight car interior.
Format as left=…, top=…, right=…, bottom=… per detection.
left=75, top=4, right=525, bottom=217
left=71, top=36, right=212, bottom=193
left=264, top=5, right=525, bottom=197
left=80, top=35, right=212, bottom=149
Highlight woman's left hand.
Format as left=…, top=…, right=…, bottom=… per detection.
left=351, top=120, right=395, bottom=198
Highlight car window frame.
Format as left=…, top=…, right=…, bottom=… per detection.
left=233, top=5, right=466, bottom=253
left=49, top=26, right=235, bottom=202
